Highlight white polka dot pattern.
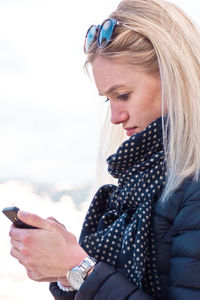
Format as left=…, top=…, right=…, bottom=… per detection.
left=80, top=117, right=166, bottom=299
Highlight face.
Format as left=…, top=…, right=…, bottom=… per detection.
left=92, top=55, right=163, bottom=137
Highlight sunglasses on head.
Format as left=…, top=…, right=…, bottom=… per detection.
left=84, top=18, right=121, bottom=53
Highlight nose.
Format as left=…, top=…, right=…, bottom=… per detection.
left=110, top=101, right=129, bottom=125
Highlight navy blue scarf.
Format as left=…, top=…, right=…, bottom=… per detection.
left=80, top=117, right=166, bottom=299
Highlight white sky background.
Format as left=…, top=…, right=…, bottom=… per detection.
left=0, top=0, right=123, bottom=186
left=0, top=1, right=200, bottom=299
left=0, top=0, right=200, bottom=186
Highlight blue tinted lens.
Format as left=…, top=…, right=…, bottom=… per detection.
left=85, top=25, right=98, bottom=52
left=98, top=19, right=117, bottom=48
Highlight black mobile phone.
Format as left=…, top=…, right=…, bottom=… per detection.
left=2, top=206, right=38, bottom=229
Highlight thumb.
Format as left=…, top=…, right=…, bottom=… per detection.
left=17, top=211, right=50, bottom=230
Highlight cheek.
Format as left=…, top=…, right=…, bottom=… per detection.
left=128, top=90, right=162, bottom=125
left=141, top=87, right=162, bottom=114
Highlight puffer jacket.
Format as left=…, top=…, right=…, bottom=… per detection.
left=50, top=177, right=200, bottom=300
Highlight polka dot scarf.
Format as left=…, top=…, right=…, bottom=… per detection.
left=79, top=117, right=166, bottom=299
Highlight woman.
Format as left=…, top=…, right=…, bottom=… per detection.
left=9, top=0, right=200, bottom=299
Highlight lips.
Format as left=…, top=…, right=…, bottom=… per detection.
left=124, top=126, right=138, bottom=136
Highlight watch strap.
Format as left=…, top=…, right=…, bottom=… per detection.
left=78, top=256, right=97, bottom=278
left=66, top=256, right=97, bottom=290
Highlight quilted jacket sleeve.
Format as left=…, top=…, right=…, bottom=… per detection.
left=75, top=262, right=153, bottom=300
left=49, top=262, right=153, bottom=300
left=167, top=181, right=200, bottom=300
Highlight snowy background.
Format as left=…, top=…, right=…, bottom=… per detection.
left=0, top=0, right=200, bottom=299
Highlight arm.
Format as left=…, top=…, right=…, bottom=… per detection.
left=167, top=184, right=200, bottom=300
left=8, top=211, right=155, bottom=299
left=75, top=262, right=153, bottom=300
left=50, top=262, right=153, bottom=300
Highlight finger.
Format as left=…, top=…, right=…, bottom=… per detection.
left=10, top=246, right=24, bottom=264
left=10, top=223, right=17, bottom=231
left=26, top=269, right=57, bottom=282
left=47, top=216, right=59, bottom=222
left=26, top=269, right=42, bottom=281
left=9, top=227, right=25, bottom=242
left=33, top=277, right=59, bottom=282
left=17, top=211, right=50, bottom=230
left=9, top=224, right=18, bottom=239
left=47, top=217, right=66, bottom=228
left=10, top=239, right=22, bottom=251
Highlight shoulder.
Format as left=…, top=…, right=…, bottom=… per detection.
left=172, top=176, right=200, bottom=212
left=156, top=177, right=200, bottom=220
left=156, top=177, right=200, bottom=229
left=181, top=177, right=200, bottom=202
left=174, top=178, right=200, bottom=231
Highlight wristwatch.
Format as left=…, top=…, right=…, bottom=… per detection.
left=66, top=256, right=96, bottom=291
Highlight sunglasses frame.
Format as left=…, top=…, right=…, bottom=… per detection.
left=84, top=18, right=120, bottom=53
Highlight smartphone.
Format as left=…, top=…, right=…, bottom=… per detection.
left=2, top=206, right=38, bottom=229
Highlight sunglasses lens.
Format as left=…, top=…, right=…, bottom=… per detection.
left=85, top=25, right=98, bottom=52
left=98, top=19, right=117, bottom=48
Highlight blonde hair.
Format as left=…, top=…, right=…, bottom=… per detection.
left=86, top=0, right=200, bottom=201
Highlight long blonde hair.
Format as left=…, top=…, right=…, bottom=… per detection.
left=86, top=0, right=200, bottom=201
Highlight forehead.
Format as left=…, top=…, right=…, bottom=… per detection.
left=92, top=56, right=134, bottom=92
left=92, top=55, right=153, bottom=94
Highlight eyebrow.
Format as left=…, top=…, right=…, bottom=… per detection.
left=99, top=84, right=127, bottom=96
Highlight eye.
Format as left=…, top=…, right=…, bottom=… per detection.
left=117, top=93, right=130, bottom=101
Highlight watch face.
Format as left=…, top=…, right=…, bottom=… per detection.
left=67, top=257, right=96, bottom=291
left=68, top=269, right=84, bottom=291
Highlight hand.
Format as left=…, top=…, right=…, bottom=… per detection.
left=25, top=269, right=69, bottom=285
left=25, top=269, right=59, bottom=282
left=24, top=217, right=74, bottom=283
left=9, top=211, right=88, bottom=279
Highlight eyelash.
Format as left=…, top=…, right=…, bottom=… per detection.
left=117, top=93, right=130, bottom=101
left=105, top=93, right=130, bottom=102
